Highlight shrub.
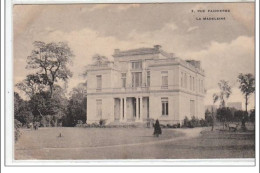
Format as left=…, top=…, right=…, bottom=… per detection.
left=14, top=119, right=22, bottom=142
left=183, top=116, right=190, bottom=127
left=91, top=122, right=100, bottom=127
left=199, top=118, right=208, bottom=127
left=99, top=119, right=106, bottom=126
left=249, top=109, right=255, bottom=123
left=234, top=110, right=247, bottom=122
left=165, top=123, right=180, bottom=128
left=75, top=120, right=84, bottom=127
left=182, top=116, right=208, bottom=128
left=205, top=113, right=213, bottom=126
left=190, top=116, right=200, bottom=127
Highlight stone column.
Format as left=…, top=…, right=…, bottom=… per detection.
left=140, top=97, right=143, bottom=121
left=120, top=98, right=123, bottom=122
left=123, top=97, right=127, bottom=121
left=135, top=97, right=139, bottom=121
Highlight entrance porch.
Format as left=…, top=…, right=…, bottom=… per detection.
left=114, top=97, right=149, bottom=122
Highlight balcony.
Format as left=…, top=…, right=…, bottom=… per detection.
left=113, top=86, right=150, bottom=93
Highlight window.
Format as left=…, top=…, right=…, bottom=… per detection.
left=162, top=98, right=169, bottom=116
left=96, top=99, right=102, bottom=117
left=147, top=71, right=150, bottom=87
left=161, top=71, right=168, bottom=88
left=96, top=75, right=102, bottom=91
left=132, top=72, right=142, bottom=87
left=121, top=73, right=126, bottom=88
left=132, top=61, right=142, bottom=69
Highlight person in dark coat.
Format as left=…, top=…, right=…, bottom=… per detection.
left=153, top=119, right=162, bottom=137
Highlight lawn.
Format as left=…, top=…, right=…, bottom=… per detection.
left=15, top=127, right=255, bottom=160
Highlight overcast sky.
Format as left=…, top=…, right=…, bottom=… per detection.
left=13, top=3, right=255, bottom=109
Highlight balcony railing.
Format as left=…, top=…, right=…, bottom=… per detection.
left=113, top=86, right=150, bottom=92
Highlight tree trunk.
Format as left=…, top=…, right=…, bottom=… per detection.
left=211, top=107, right=214, bottom=131
left=245, top=95, right=248, bottom=113
left=49, top=84, right=53, bottom=98
left=241, top=95, right=248, bottom=131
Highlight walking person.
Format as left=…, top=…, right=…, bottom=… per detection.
left=153, top=119, right=162, bottom=137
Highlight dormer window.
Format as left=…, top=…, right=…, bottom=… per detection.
left=132, top=61, right=142, bottom=69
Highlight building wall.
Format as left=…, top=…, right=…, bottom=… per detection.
left=87, top=69, right=113, bottom=93
left=149, top=92, right=180, bottom=125
left=179, top=92, right=205, bottom=123
left=149, top=65, right=179, bottom=91
left=86, top=48, right=205, bottom=125
left=87, top=95, right=114, bottom=124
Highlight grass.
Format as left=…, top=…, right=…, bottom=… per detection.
left=15, top=126, right=255, bottom=160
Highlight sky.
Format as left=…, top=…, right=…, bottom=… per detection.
left=13, top=3, right=255, bottom=109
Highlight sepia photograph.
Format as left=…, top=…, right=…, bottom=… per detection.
left=12, top=2, right=256, bottom=162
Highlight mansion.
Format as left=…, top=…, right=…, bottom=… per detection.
left=86, top=45, right=205, bottom=125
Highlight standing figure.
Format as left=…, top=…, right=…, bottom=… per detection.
left=153, top=119, right=162, bottom=137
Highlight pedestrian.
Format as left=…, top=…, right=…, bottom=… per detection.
left=153, top=119, right=162, bottom=137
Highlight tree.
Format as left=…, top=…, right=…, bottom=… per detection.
left=216, top=107, right=233, bottom=129
left=234, top=110, right=248, bottom=122
left=26, top=41, right=74, bottom=97
left=249, top=109, right=255, bottom=123
left=213, top=80, right=232, bottom=108
left=16, top=74, right=46, bottom=98
left=14, top=92, right=33, bottom=126
left=237, top=73, right=255, bottom=113
left=29, top=85, right=68, bottom=126
left=205, top=106, right=214, bottom=131
left=64, top=82, right=87, bottom=127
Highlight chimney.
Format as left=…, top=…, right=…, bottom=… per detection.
left=114, top=49, right=120, bottom=54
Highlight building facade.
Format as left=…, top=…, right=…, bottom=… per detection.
left=86, top=45, right=205, bottom=125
